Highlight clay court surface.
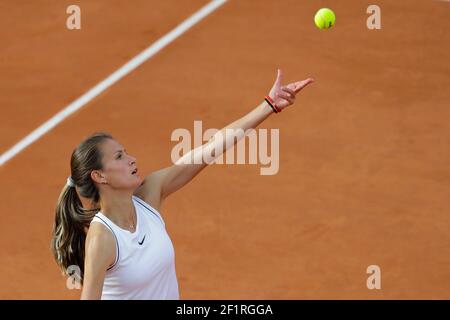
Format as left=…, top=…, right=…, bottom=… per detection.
left=1, top=0, right=449, bottom=299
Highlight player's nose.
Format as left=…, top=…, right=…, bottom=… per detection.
left=128, top=154, right=137, bottom=164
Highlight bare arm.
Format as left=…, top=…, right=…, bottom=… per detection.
left=134, top=102, right=273, bottom=210
left=134, top=70, right=314, bottom=210
left=80, top=223, right=116, bottom=300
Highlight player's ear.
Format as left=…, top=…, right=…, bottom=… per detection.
left=91, top=170, right=107, bottom=184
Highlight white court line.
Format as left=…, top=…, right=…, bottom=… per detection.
left=0, top=0, right=227, bottom=167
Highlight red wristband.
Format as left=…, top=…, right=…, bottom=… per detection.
left=265, top=95, right=281, bottom=113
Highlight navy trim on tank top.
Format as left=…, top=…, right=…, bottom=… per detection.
left=133, top=196, right=164, bottom=225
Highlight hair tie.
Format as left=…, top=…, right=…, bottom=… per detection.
left=66, top=177, right=75, bottom=188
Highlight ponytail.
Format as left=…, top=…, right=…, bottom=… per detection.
left=50, top=132, right=112, bottom=282
left=51, top=184, right=98, bottom=281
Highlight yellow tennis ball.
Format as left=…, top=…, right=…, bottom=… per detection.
left=314, top=8, right=336, bottom=30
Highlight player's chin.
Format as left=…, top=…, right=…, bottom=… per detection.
left=119, top=175, right=142, bottom=190
left=130, top=174, right=143, bottom=187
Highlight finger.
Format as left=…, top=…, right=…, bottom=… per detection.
left=277, top=92, right=295, bottom=104
left=294, top=78, right=314, bottom=93
left=275, top=68, right=283, bottom=86
left=281, top=86, right=296, bottom=97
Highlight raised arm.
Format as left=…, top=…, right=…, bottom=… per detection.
left=134, top=69, right=314, bottom=211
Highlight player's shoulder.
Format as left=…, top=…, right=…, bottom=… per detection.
left=85, top=219, right=117, bottom=276
left=133, top=180, right=163, bottom=213
left=86, top=220, right=116, bottom=253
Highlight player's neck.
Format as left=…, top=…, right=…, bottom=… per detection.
left=99, top=193, right=136, bottom=229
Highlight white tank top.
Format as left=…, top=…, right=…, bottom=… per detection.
left=90, top=195, right=179, bottom=300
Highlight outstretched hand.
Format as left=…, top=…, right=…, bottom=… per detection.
left=268, top=69, right=314, bottom=112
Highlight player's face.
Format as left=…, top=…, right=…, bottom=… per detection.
left=98, top=139, right=142, bottom=190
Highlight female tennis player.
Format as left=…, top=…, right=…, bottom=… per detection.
left=50, top=70, right=313, bottom=299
